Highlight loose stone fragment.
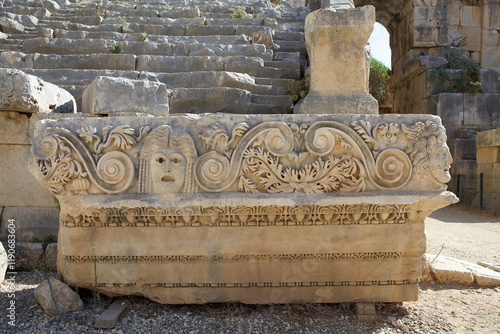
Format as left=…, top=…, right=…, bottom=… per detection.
left=82, top=76, right=169, bottom=116
left=0, top=69, right=76, bottom=113
left=34, top=277, right=84, bottom=316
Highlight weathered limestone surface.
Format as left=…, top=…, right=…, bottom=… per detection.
left=34, top=277, right=84, bottom=316
left=30, top=114, right=457, bottom=304
left=82, top=76, right=169, bottom=116
left=294, top=6, right=378, bottom=114
left=473, top=128, right=500, bottom=214
left=0, top=69, right=76, bottom=113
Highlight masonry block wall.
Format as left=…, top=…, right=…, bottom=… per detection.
left=473, top=128, right=500, bottom=214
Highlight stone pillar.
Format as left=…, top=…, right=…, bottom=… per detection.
left=294, top=5, right=378, bottom=114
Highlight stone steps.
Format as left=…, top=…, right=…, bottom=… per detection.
left=0, top=0, right=308, bottom=115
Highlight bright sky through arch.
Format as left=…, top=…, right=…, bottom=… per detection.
left=369, top=22, right=391, bottom=69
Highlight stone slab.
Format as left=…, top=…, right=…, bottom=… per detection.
left=33, top=54, right=137, bottom=71
left=0, top=111, right=30, bottom=145
left=427, top=254, right=500, bottom=287
left=136, top=55, right=224, bottom=73
left=477, top=147, right=500, bottom=164
left=0, top=207, right=59, bottom=242
left=0, top=69, right=76, bottom=114
left=476, top=128, right=500, bottom=148
left=82, top=76, right=169, bottom=116
left=44, top=243, right=57, bottom=272
left=94, top=299, right=128, bottom=329
left=0, top=145, right=60, bottom=207
left=170, top=87, right=251, bottom=113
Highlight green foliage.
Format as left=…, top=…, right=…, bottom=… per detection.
left=141, top=32, right=147, bottom=42
left=230, top=6, right=252, bottom=19
left=286, top=78, right=308, bottom=103
left=108, top=42, right=121, bottom=54
left=42, top=234, right=57, bottom=251
left=430, top=54, right=482, bottom=94
left=450, top=36, right=467, bottom=48
left=53, top=195, right=60, bottom=211
left=369, top=57, right=390, bottom=107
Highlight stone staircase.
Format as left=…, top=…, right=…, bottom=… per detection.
left=0, top=0, right=309, bottom=114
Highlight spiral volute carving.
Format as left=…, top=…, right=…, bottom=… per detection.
left=96, top=151, right=135, bottom=192
left=374, top=149, right=412, bottom=188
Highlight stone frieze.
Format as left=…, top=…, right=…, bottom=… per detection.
left=31, top=115, right=453, bottom=195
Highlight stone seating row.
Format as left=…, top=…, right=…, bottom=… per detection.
left=0, top=0, right=307, bottom=114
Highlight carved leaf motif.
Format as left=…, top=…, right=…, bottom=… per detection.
left=241, top=148, right=365, bottom=193
left=105, top=125, right=137, bottom=151
left=77, top=126, right=97, bottom=144
left=238, top=176, right=258, bottom=193
left=351, top=120, right=378, bottom=151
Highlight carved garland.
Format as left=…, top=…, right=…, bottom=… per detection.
left=61, top=204, right=410, bottom=227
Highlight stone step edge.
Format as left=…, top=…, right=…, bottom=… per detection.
left=422, top=253, right=500, bottom=287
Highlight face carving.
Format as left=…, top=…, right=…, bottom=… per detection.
left=139, top=125, right=197, bottom=194
left=429, top=142, right=453, bottom=184
left=150, top=148, right=187, bottom=194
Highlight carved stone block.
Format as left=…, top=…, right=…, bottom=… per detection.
left=294, top=6, right=378, bottom=114
left=29, top=114, right=457, bottom=304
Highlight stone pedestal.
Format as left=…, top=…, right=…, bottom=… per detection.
left=30, top=114, right=457, bottom=304
left=294, top=6, right=378, bottom=114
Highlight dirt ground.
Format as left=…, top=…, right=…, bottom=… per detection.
left=425, top=204, right=500, bottom=264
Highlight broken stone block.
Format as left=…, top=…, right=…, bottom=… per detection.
left=0, top=69, right=76, bottom=113
left=16, top=242, right=43, bottom=270
left=294, top=6, right=378, bottom=114
left=5, top=13, right=38, bottom=27
left=82, top=76, right=169, bottom=116
left=0, top=51, right=33, bottom=69
left=34, top=277, right=83, bottom=316
left=43, top=243, right=58, bottom=272
left=94, top=299, right=128, bottom=329
left=0, top=17, right=25, bottom=34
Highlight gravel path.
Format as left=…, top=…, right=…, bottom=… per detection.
left=1, top=205, right=499, bottom=333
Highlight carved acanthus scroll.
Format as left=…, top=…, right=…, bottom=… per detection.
left=32, top=125, right=149, bottom=195
left=31, top=118, right=452, bottom=195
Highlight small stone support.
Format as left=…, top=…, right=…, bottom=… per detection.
left=356, top=302, right=376, bottom=322
left=294, top=5, right=378, bottom=115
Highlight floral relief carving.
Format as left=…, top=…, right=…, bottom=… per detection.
left=32, top=125, right=149, bottom=195
left=61, top=204, right=410, bottom=227
left=31, top=118, right=452, bottom=195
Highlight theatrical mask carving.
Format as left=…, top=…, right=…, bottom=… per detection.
left=139, top=125, right=197, bottom=194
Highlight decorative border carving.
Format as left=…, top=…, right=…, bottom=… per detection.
left=62, top=204, right=410, bottom=227
left=65, top=252, right=402, bottom=263
left=31, top=119, right=451, bottom=195
left=84, top=279, right=414, bottom=289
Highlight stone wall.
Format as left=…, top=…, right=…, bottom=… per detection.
left=473, top=128, right=500, bottom=214
left=0, top=111, right=60, bottom=241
